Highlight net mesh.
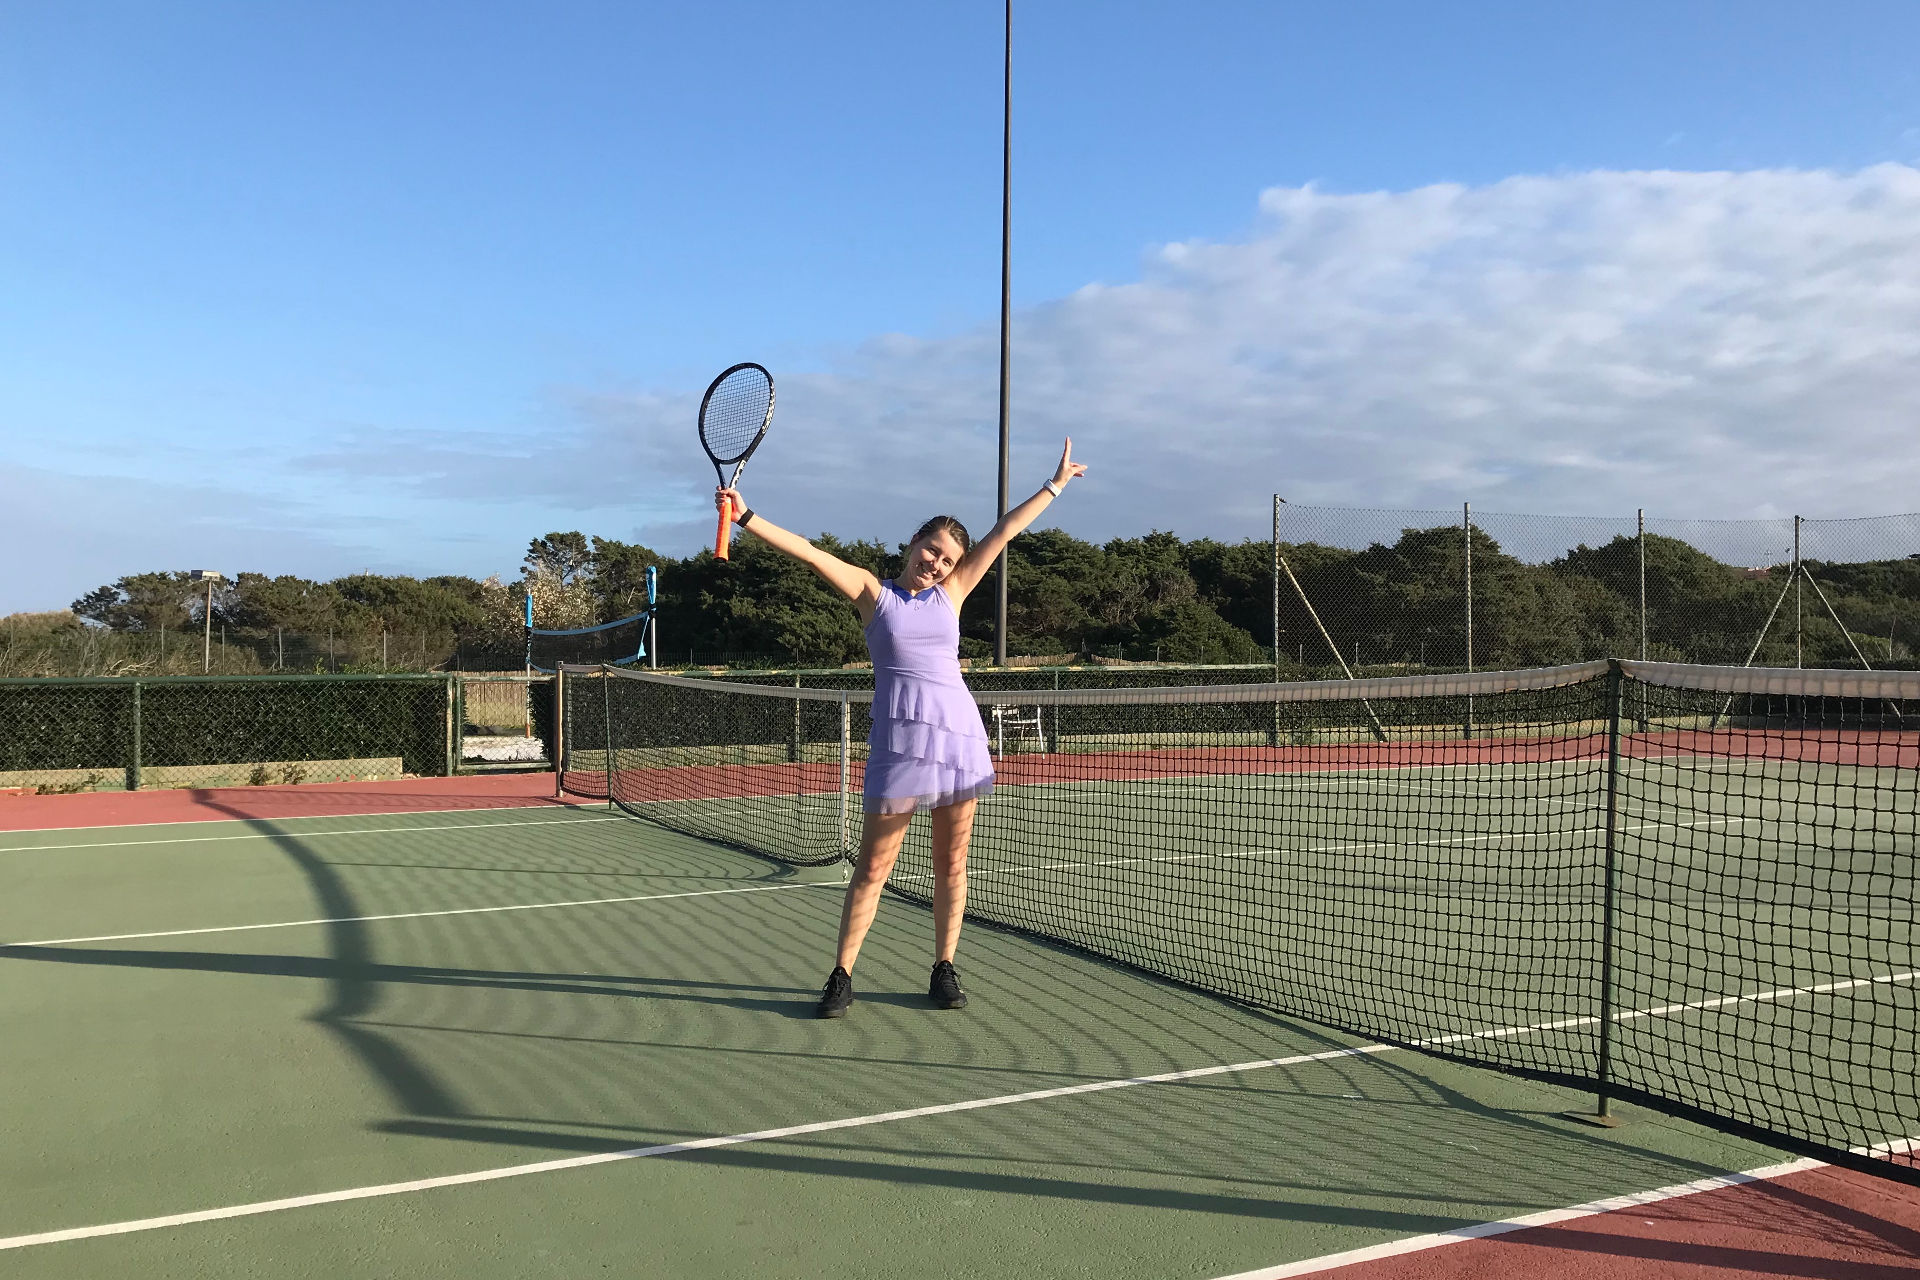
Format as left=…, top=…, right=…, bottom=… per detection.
left=559, top=660, right=1919, bottom=1181
left=699, top=366, right=773, bottom=462
left=526, top=611, right=651, bottom=673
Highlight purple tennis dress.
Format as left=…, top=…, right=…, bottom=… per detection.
left=862, top=580, right=995, bottom=815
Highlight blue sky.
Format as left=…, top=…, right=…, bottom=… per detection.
left=4, top=2, right=1919, bottom=611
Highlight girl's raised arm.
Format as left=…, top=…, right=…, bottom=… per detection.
left=716, top=487, right=883, bottom=620
left=944, top=438, right=1087, bottom=603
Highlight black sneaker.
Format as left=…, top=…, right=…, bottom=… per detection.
left=929, top=960, right=968, bottom=1010
left=816, top=966, right=854, bottom=1018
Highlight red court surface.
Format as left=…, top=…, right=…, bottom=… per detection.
left=0, top=771, right=587, bottom=831
left=1301, top=1164, right=1920, bottom=1279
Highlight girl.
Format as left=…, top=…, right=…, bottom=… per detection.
left=715, top=438, right=1086, bottom=1017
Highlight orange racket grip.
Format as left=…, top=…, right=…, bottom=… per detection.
left=715, top=494, right=733, bottom=560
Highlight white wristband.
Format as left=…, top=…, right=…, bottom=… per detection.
left=1042, top=479, right=1062, bottom=498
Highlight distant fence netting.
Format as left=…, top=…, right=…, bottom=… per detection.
left=0, top=675, right=464, bottom=792
left=1270, top=503, right=1920, bottom=673
left=562, top=659, right=1919, bottom=1184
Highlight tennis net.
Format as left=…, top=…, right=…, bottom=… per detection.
left=556, top=659, right=1919, bottom=1183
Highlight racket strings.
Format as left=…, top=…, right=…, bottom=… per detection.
left=700, top=372, right=773, bottom=463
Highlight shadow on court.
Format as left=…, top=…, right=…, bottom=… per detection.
left=9, top=800, right=1885, bottom=1268
left=5, top=801, right=817, bottom=1127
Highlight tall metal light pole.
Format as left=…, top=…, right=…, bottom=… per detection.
left=993, top=0, right=1012, bottom=666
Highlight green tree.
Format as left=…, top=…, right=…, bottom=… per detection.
left=588, top=536, right=665, bottom=621
left=331, top=574, right=488, bottom=634
left=659, top=532, right=892, bottom=666
left=991, top=528, right=1105, bottom=654
left=1185, top=538, right=1274, bottom=647
left=1130, top=598, right=1265, bottom=663
left=70, top=572, right=206, bottom=632
left=523, top=532, right=592, bottom=585
left=225, top=574, right=341, bottom=632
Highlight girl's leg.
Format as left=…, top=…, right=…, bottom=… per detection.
left=928, top=797, right=977, bottom=963
left=834, top=810, right=914, bottom=972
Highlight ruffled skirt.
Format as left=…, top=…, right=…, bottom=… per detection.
left=862, top=713, right=995, bottom=815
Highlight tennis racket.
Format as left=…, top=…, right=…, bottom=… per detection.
left=698, top=362, right=775, bottom=560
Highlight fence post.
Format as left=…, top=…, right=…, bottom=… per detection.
left=1793, top=515, right=1803, bottom=669
left=1048, top=667, right=1059, bottom=754
left=1463, top=502, right=1474, bottom=738
left=127, top=680, right=143, bottom=792
left=1636, top=509, right=1647, bottom=662
left=1270, top=493, right=1282, bottom=747
left=1569, top=660, right=1625, bottom=1127
left=444, top=675, right=457, bottom=778
left=1636, top=509, right=1649, bottom=730
left=790, top=674, right=802, bottom=763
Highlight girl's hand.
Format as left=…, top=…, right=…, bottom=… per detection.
left=715, top=486, right=747, bottom=520
left=1051, top=437, right=1088, bottom=489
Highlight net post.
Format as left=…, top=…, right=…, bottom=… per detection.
left=126, top=679, right=143, bottom=792
left=838, top=692, right=852, bottom=859
left=552, top=667, right=565, bottom=797
left=602, top=670, right=615, bottom=811
left=1568, top=659, right=1625, bottom=1128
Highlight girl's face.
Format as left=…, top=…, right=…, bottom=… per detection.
left=900, top=528, right=966, bottom=591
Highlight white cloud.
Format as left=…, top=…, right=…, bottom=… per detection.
left=313, top=165, right=1920, bottom=559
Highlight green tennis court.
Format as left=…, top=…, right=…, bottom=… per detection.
left=586, top=660, right=1919, bottom=1173
left=0, top=794, right=1892, bottom=1278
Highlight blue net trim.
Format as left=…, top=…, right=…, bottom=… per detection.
left=529, top=609, right=652, bottom=638
left=525, top=608, right=653, bottom=673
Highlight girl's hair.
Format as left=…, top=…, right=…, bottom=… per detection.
left=911, top=515, right=972, bottom=557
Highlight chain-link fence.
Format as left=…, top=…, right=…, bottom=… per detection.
left=1271, top=503, right=1920, bottom=675
left=0, top=624, right=480, bottom=678
left=0, top=674, right=569, bottom=794
left=1, top=628, right=959, bottom=680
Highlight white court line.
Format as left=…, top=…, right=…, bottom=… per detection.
left=1140, top=774, right=1603, bottom=814
left=0, top=811, right=621, bottom=855
left=970, top=815, right=1749, bottom=884
left=3, top=814, right=1751, bottom=950
left=2, top=881, right=840, bottom=949
left=1210, top=1135, right=1920, bottom=1279
left=0, top=1043, right=1397, bottom=1251
left=7, top=977, right=1913, bottom=1254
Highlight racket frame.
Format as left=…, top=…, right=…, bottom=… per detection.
left=698, top=362, right=775, bottom=560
